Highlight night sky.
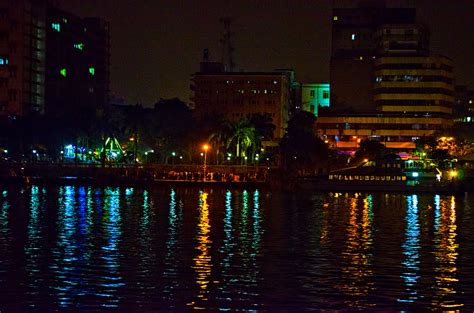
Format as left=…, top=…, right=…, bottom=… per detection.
left=62, top=0, right=474, bottom=106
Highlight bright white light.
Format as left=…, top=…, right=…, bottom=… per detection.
left=412, top=172, right=419, bottom=177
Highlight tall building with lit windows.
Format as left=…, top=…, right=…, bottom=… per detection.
left=0, top=0, right=46, bottom=116
left=0, top=1, right=109, bottom=117
left=330, top=0, right=416, bottom=112
left=45, top=7, right=110, bottom=116
left=317, top=0, right=455, bottom=152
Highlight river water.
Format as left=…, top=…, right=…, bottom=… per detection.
left=1, top=185, right=473, bottom=311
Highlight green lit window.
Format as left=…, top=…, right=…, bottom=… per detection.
left=74, top=43, right=84, bottom=50
left=0, top=58, right=8, bottom=65
left=89, top=67, right=95, bottom=75
left=351, top=33, right=356, bottom=40
left=52, top=23, right=60, bottom=32
left=60, top=68, right=67, bottom=77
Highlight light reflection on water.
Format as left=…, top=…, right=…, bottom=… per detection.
left=338, top=193, right=374, bottom=308
left=190, top=191, right=213, bottom=309
left=399, top=194, right=421, bottom=303
left=432, top=195, right=462, bottom=309
left=1, top=187, right=474, bottom=311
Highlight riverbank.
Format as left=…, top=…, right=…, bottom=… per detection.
left=1, top=163, right=471, bottom=193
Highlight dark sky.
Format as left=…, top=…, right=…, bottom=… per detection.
left=61, top=0, right=473, bottom=106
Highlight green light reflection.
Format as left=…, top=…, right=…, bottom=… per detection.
left=398, top=194, right=420, bottom=303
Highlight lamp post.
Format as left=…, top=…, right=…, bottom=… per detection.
left=203, top=144, right=209, bottom=181
left=171, top=151, right=176, bottom=164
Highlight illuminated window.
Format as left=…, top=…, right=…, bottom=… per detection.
left=0, top=58, right=8, bottom=65
left=333, top=16, right=338, bottom=21
left=323, top=90, right=329, bottom=99
left=470, top=100, right=473, bottom=104
left=60, top=68, right=67, bottom=77
left=351, top=33, right=356, bottom=40
left=52, top=23, right=60, bottom=32
left=74, top=43, right=84, bottom=50
left=89, top=67, right=95, bottom=75
left=62, top=18, right=68, bottom=24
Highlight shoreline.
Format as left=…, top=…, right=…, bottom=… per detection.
left=0, top=164, right=471, bottom=193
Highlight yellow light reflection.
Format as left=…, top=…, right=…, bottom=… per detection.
left=191, top=192, right=213, bottom=309
left=432, top=195, right=462, bottom=309
left=338, top=194, right=374, bottom=302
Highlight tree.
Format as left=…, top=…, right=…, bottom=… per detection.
left=153, top=98, right=194, bottom=163
left=353, top=139, right=387, bottom=163
left=208, top=118, right=233, bottom=165
left=249, top=113, right=275, bottom=142
left=280, top=111, right=328, bottom=171
left=227, top=119, right=258, bottom=164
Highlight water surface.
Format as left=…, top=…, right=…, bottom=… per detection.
left=1, top=186, right=474, bottom=311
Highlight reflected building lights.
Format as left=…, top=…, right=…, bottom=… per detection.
left=99, top=187, right=124, bottom=308
left=163, top=189, right=180, bottom=299
left=0, top=189, right=10, bottom=228
left=217, top=190, right=235, bottom=310
left=398, top=194, right=421, bottom=303
left=252, top=190, right=262, bottom=253
left=339, top=195, right=374, bottom=301
left=52, top=186, right=79, bottom=308
left=0, top=188, right=11, bottom=290
left=432, top=195, right=462, bottom=309
left=190, top=191, right=213, bottom=309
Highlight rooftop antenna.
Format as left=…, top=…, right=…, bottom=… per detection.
left=219, top=17, right=235, bottom=72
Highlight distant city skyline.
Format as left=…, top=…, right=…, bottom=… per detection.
left=62, top=0, right=474, bottom=106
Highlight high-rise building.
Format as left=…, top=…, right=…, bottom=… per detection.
left=45, top=7, right=110, bottom=116
left=0, top=0, right=46, bottom=116
left=0, top=1, right=109, bottom=117
left=318, top=0, right=455, bottom=152
left=330, top=0, right=416, bottom=112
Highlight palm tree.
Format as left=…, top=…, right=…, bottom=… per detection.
left=227, top=119, right=258, bottom=164
left=208, top=119, right=233, bottom=165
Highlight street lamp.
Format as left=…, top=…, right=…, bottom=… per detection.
left=171, top=151, right=176, bottom=164
left=203, top=144, right=209, bottom=181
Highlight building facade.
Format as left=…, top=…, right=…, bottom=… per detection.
left=191, top=71, right=290, bottom=139
left=454, top=86, right=474, bottom=123
left=0, top=0, right=46, bottom=116
left=45, top=7, right=110, bottom=117
left=301, top=83, right=330, bottom=117
left=319, top=0, right=455, bottom=153
left=0, top=1, right=109, bottom=117
left=330, top=0, right=416, bottom=112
